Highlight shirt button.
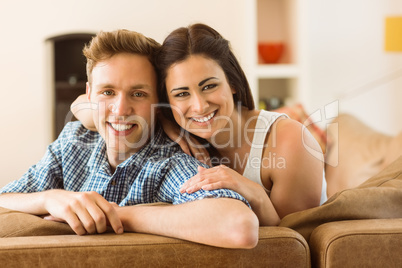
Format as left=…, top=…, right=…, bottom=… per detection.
left=111, top=180, right=116, bottom=186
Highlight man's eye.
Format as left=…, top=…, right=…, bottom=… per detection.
left=102, top=91, right=113, bottom=96
left=133, top=92, right=145, bottom=97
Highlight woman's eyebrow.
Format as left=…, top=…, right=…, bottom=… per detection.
left=198, top=77, right=218, bottom=87
left=170, top=86, right=189, bottom=93
left=170, top=77, right=219, bottom=93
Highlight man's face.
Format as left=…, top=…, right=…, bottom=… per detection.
left=87, top=53, right=158, bottom=157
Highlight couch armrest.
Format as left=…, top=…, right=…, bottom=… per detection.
left=309, top=219, right=402, bottom=268
left=0, top=226, right=310, bottom=268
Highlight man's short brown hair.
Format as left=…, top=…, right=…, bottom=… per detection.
left=83, top=29, right=160, bottom=84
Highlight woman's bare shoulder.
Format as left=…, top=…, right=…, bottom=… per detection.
left=267, top=117, right=324, bottom=163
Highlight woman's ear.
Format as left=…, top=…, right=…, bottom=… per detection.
left=231, top=87, right=236, bottom=94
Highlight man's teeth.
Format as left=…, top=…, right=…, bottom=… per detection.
left=110, top=123, right=134, bottom=131
left=192, top=112, right=215, bottom=123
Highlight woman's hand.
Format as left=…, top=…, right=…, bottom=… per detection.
left=180, top=165, right=261, bottom=204
left=71, top=94, right=97, bottom=131
left=180, top=165, right=281, bottom=226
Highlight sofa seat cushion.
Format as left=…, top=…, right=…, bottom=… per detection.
left=279, top=156, right=402, bottom=241
left=309, top=219, right=402, bottom=268
left=0, top=226, right=310, bottom=268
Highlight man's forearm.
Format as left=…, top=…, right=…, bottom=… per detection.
left=0, top=192, right=48, bottom=215
left=117, top=198, right=259, bottom=249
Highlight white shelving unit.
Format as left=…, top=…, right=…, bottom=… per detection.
left=244, top=0, right=310, bottom=110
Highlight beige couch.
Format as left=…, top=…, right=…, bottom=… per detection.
left=1, top=114, right=401, bottom=267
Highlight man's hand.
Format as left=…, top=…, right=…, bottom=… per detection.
left=43, top=190, right=123, bottom=235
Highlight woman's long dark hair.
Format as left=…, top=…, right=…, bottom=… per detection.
left=156, top=23, right=254, bottom=122
left=156, top=23, right=255, bottom=159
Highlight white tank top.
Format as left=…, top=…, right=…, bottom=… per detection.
left=242, top=110, right=328, bottom=205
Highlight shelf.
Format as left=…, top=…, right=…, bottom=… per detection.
left=245, top=0, right=309, bottom=108
left=255, top=64, right=299, bottom=78
left=55, top=81, right=86, bottom=88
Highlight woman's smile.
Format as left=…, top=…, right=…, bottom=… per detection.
left=191, top=110, right=216, bottom=123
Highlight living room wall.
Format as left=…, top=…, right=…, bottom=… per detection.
left=0, top=0, right=401, bottom=187
left=0, top=0, right=248, bottom=187
left=308, top=0, right=402, bottom=137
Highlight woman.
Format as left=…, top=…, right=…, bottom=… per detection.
left=72, top=23, right=327, bottom=226
left=156, top=23, right=327, bottom=225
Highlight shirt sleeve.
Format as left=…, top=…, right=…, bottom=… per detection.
left=157, top=153, right=251, bottom=209
left=0, top=133, right=66, bottom=194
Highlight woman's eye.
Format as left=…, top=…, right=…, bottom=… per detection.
left=175, top=92, right=189, bottom=98
left=203, top=84, right=217, bottom=91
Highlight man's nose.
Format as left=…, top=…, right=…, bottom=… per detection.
left=111, top=95, right=133, bottom=116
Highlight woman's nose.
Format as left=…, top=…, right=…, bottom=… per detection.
left=190, top=93, right=209, bottom=113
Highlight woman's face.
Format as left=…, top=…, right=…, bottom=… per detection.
left=165, top=55, right=236, bottom=140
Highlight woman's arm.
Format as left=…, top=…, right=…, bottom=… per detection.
left=179, top=117, right=325, bottom=224
left=180, top=165, right=280, bottom=226
left=71, top=94, right=97, bottom=131
left=268, top=118, right=324, bottom=218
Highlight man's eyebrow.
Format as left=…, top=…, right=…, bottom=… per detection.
left=131, top=84, right=153, bottom=90
left=97, top=83, right=114, bottom=89
left=96, top=83, right=153, bottom=90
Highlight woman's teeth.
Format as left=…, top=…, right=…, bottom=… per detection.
left=110, top=123, right=134, bottom=131
left=192, top=111, right=215, bottom=123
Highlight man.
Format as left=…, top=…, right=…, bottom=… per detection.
left=0, top=30, right=258, bottom=248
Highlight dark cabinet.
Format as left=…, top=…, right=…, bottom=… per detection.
left=49, top=33, right=94, bottom=139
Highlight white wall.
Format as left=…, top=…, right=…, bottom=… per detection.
left=308, top=0, right=402, bottom=136
left=0, top=0, right=248, bottom=187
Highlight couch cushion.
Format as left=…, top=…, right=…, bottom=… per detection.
left=309, top=219, right=402, bottom=268
left=279, top=156, right=402, bottom=241
left=0, top=208, right=75, bottom=237
left=0, top=227, right=310, bottom=268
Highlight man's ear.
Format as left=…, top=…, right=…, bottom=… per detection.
left=86, top=82, right=91, bottom=101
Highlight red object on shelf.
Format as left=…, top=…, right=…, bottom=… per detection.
left=258, top=42, right=284, bottom=64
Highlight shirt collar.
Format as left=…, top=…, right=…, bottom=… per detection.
left=86, top=127, right=167, bottom=169
left=117, top=127, right=167, bottom=168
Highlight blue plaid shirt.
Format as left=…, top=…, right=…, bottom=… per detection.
left=0, top=122, right=249, bottom=207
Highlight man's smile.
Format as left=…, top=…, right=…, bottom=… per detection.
left=109, top=123, right=135, bottom=131
left=107, top=122, right=137, bottom=136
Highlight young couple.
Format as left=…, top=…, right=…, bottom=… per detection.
left=0, top=24, right=326, bottom=248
